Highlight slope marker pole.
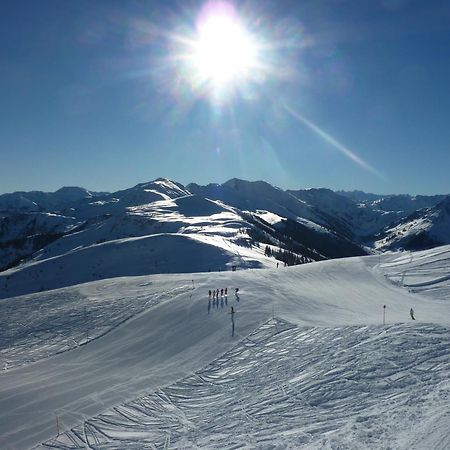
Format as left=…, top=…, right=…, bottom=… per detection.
left=383, top=305, right=386, bottom=326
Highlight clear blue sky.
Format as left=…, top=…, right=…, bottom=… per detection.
left=1, top=0, right=450, bottom=195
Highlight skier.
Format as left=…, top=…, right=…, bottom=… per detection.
left=225, top=287, right=228, bottom=296
left=212, top=290, right=215, bottom=300
left=410, top=308, right=416, bottom=320
left=235, top=287, right=239, bottom=295
left=209, top=289, right=211, bottom=298
left=216, top=288, right=219, bottom=298
left=221, top=288, right=224, bottom=297
left=230, top=306, right=235, bottom=315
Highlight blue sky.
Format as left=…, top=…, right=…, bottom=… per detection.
left=1, top=0, right=450, bottom=195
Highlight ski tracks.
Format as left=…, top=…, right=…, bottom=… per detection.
left=0, top=283, right=192, bottom=370
left=39, top=319, right=450, bottom=449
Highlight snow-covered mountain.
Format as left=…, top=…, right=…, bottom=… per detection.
left=187, top=178, right=320, bottom=223
left=1, top=179, right=450, bottom=449
left=375, top=195, right=450, bottom=250
left=0, top=179, right=191, bottom=272
left=0, top=186, right=102, bottom=212
left=0, top=186, right=103, bottom=271
left=1, top=178, right=448, bottom=296
left=189, top=180, right=446, bottom=242
left=0, top=212, right=83, bottom=271
left=0, top=178, right=369, bottom=296
left=339, top=190, right=445, bottom=214
left=287, top=187, right=402, bottom=238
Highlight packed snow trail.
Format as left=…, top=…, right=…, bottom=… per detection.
left=1, top=250, right=450, bottom=449
left=0, top=279, right=194, bottom=370
left=41, top=319, right=450, bottom=449
left=379, top=246, right=450, bottom=300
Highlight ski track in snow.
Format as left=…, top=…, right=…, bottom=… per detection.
left=40, top=319, right=450, bottom=449
left=1, top=246, right=450, bottom=449
left=0, top=280, right=192, bottom=370
left=380, top=247, right=450, bottom=300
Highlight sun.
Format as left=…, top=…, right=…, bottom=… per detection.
left=178, top=1, right=260, bottom=97
left=191, top=8, right=258, bottom=87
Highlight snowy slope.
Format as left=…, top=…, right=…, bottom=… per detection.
left=0, top=195, right=277, bottom=298
left=0, top=230, right=275, bottom=299
left=0, top=213, right=80, bottom=243
left=0, top=186, right=100, bottom=270
left=0, top=179, right=279, bottom=297
left=43, top=321, right=450, bottom=450
left=3, top=180, right=363, bottom=297
left=0, top=179, right=192, bottom=272
left=70, top=178, right=191, bottom=219
left=187, top=179, right=368, bottom=259
left=375, top=196, right=450, bottom=250
left=338, top=190, right=445, bottom=214
left=378, top=245, right=450, bottom=301
left=0, top=187, right=98, bottom=212
left=188, top=178, right=319, bottom=223
left=289, top=187, right=402, bottom=238
left=1, top=246, right=450, bottom=449
left=2, top=179, right=448, bottom=280
left=189, top=181, right=446, bottom=241
left=370, top=193, right=446, bottom=214
left=0, top=213, right=82, bottom=271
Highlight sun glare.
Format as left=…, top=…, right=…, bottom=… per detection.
left=165, top=0, right=303, bottom=105
left=171, top=1, right=263, bottom=101
left=191, top=12, right=258, bottom=86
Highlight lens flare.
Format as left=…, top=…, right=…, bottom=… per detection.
left=170, top=1, right=266, bottom=103
left=192, top=11, right=258, bottom=86
left=283, top=103, right=385, bottom=179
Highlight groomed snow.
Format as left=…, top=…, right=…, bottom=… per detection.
left=0, top=200, right=275, bottom=299
left=0, top=247, right=449, bottom=449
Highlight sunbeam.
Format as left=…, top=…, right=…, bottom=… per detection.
left=283, top=103, right=385, bottom=179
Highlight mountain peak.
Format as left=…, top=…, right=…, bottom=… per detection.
left=54, top=186, right=93, bottom=200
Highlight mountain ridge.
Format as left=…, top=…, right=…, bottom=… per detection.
left=1, top=177, right=448, bottom=295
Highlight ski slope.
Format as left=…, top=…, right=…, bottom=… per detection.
left=1, top=247, right=450, bottom=449
left=379, top=246, right=450, bottom=300
left=0, top=191, right=280, bottom=300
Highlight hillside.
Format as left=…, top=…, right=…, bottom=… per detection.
left=189, top=179, right=447, bottom=246
left=375, top=196, right=450, bottom=250
left=1, top=178, right=448, bottom=291
left=0, top=179, right=370, bottom=296
left=1, top=246, right=449, bottom=449
left=288, top=187, right=402, bottom=238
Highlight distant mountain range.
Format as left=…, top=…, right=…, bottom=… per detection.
left=0, top=178, right=449, bottom=297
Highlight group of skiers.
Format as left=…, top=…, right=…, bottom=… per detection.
left=208, top=287, right=240, bottom=299
left=209, top=288, right=227, bottom=299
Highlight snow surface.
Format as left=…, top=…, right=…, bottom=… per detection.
left=375, top=196, right=450, bottom=250
left=379, top=246, right=450, bottom=300
left=253, top=210, right=285, bottom=226
left=0, top=195, right=276, bottom=299
left=1, top=246, right=450, bottom=449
